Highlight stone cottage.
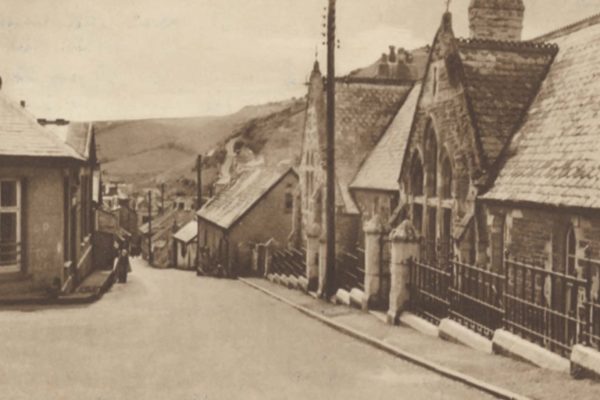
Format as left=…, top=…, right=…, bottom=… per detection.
left=0, top=94, right=98, bottom=296
left=197, top=167, right=298, bottom=277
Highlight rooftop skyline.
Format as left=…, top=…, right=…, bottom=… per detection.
left=1, top=0, right=599, bottom=121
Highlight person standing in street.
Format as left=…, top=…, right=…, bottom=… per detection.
left=116, top=248, right=131, bottom=283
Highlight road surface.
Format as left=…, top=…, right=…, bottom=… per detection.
left=0, top=258, right=496, bottom=399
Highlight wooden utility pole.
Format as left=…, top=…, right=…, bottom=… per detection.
left=196, top=155, right=203, bottom=210
left=148, top=190, right=153, bottom=265
left=325, top=0, right=337, bottom=299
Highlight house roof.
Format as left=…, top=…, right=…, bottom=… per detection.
left=173, top=220, right=197, bottom=243
left=330, top=81, right=413, bottom=213
left=46, top=122, right=95, bottom=161
left=0, top=94, right=83, bottom=160
left=197, top=167, right=297, bottom=230
left=456, top=38, right=557, bottom=166
left=350, top=83, right=421, bottom=192
left=482, top=19, right=600, bottom=209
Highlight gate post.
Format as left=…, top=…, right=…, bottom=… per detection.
left=387, top=219, right=420, bottom=324
left=363, top=215, right=384, bottom=310
left=306, top=223, right=321, bottom=292
left=318, top=234, right=327, bottom=297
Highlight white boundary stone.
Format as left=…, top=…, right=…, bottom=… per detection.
left=335, top=289, right=351, bottom=306
left=349, top=288, right=365, bottom=309
left=287, top=275, right=299, bottom=289
left=492, top=329, right=570, bottom=372
left=398, top=312, right=439, bottom=337
left=297, top=276, right=309, bottom=292
left=571, top=344, right=600, bottom=377
left=439, top=319, right=493, bottom=354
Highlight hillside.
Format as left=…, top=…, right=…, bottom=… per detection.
left=95, top=99, right=302, bottom=185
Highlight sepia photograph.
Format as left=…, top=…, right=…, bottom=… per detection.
left=1, top=0, right=600, bottom=398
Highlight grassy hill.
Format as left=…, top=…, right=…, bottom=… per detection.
left=95, top=99, right=303, bottom=186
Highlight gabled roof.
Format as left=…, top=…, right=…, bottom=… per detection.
left=331, top=80, right=413, bottom=213
left=197, top=167, right=297, bottom=230
left=46, top=122, right=96, bottom=161
left=0, top=94, right=83, bottom=160
left=350, top=83, right=421, bottom=192
left=456, top=38, right=557, bottom=166
left=173, top=220, right=197, bottom=243
left=482, top=19, right=600, bottom=209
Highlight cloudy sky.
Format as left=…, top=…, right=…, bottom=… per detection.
left=0, top=0, right=598, bottom=121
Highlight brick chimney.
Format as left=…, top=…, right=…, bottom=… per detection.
left=469, top=0, right=524, bottom=41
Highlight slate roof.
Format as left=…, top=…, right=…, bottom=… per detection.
left=197, top=167, right=296, bottom=230
left=0, top=94, right=83, bottom=160
left=331, top=81, right=413, bottom=213
left=483, top=20, right=600, bottom=209
left=350, top=83, right=421, bottom=192
left=456, top=39, right=557, bottom=165
left=173, top=220, right=198, bottom=243
left=47, top=122, right=95, bottom=160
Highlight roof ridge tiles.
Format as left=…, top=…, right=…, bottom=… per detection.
left=532, top=12, right=600, bottom=42
left=456, top=37, right=559, bottom=54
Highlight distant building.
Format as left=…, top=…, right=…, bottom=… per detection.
left=172, top=220, right=197, bottom=270
left=197, top=167, right=298, bottom=277
left=0, top=97, right=99, bottom=296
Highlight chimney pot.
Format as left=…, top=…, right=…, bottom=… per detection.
left=388, top=46, right=397, bottom=63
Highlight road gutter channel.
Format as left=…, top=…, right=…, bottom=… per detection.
left=239, top=278, right=531, bottom=400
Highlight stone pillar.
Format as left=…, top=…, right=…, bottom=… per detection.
left=388, top=219, right=420, bottom=324
left=306, top=223, right=321, bottom=292
left=363, top=215, right=384, bottom=310
left=317, top=235, right=327, bottom=297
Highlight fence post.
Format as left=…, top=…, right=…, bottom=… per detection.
left=363, top=215, right=385, bottom=310
left=318, top=234, right=327, bottom=297
left=387, top=219, right=420, bottom=325
left=306, top=223, right=321, bottom=292
left=263, top=242, right=274, bottom=277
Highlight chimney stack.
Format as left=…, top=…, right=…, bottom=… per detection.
left=469, top=0, right=524, bottom=41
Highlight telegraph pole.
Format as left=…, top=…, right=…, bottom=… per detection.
left=148, top=191, right=153, bottom=265
left=196, top=155, right=203, bottom=209
left=325, top=0, right=337, bottom=299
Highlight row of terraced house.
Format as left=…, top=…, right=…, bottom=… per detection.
left=256, top=0, right=600, bottom=379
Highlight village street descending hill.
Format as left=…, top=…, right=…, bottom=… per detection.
left=0, top=258, right=495, bottom=400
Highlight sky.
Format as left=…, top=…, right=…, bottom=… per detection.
left=0, top=0, right=599, bottom=121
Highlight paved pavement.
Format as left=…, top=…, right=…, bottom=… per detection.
left=244, top=277, right=600, bottom=400
left=0, top=257, right=497, bottom=400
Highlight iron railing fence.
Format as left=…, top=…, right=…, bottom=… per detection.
left=449, top=260, right=505, bottom=339
left=583, top=257, right=600, bottom=351
left=337, top=249, right=365, bottom=292
left=408, top=258, right=451, bottom=325
left=503, top=257, right=587, bottom=358
left=271, top=247, right=307, bottom=279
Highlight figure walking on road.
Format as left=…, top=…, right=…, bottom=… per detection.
left=116, top=248, right=131, bottom=283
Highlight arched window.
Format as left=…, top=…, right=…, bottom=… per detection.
left=440, top=152, right=453, bottom=200
left=566, top=225, right=577, bottom=276
left=410, top=152, right=424, bottom=196
left=424, top=123, right=438, bottom=197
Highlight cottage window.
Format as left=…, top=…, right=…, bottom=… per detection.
left=284, top=192, right=294, bottom=214
left=0, top=180, right=21, bottom=273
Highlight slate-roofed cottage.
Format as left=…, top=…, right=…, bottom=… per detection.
left=172, top=220, right=198, bottom=270
left=197, top=167, right=298, bottom=277
left=0, top=95, right=99, bottom=296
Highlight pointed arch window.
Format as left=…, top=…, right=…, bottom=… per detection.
left=410, top=152, right=424, bottom=197
left=440, top=152, right=453, bottom=200
left=424, top=123, right=438, bottom=197
left=566, top=225, right=577, bottom=276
